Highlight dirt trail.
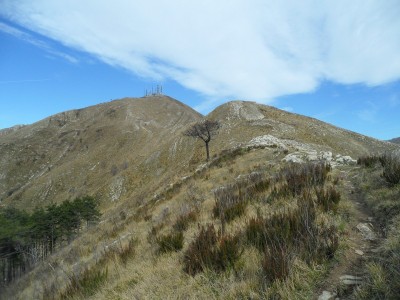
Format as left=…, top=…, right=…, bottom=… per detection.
left=316, top=168, right=382, bottom=299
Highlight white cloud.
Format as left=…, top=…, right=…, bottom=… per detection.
left=1, top=0, right=400, bottom=111
left=0, top=21, right=79, bottom=63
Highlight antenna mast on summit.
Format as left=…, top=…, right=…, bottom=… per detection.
left=144, top=84, right=164, bottom=97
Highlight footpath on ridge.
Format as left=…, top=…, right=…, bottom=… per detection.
left=317, top=167, right=382, bottom=300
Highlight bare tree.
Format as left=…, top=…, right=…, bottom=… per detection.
left=184, top=120, right=221, bottom=161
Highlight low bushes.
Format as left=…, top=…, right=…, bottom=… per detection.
left=358, top=152, right=400, bottom=185
left=157, top=232, right=184, bottom=253
left=246, top=191, right=339, bottom=281
left=315, top=186, right=341, bottom=212
left=173, top=210, right=198, bottom=232
left=357, top=155, right=381, bottom=168
left=183, top=225, right=241, bottom=276
left=61, top=267, right=108, bottom=299
left=381, top=152, right=400, bottom=185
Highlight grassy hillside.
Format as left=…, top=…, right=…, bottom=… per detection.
left=1, top=97, right=399, bottom=299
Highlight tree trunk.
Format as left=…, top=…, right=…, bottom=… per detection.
left=205, top=141, right=210, bottom=161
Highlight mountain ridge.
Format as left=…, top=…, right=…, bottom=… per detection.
left=1, top=95, right=400, bottom=299
left=1, top=96, right=397, bottom=211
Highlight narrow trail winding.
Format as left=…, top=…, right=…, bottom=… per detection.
left=316, top=167, right=382, bottom=299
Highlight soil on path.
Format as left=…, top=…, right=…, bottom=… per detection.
left=316, top=167, right=382, bottom=299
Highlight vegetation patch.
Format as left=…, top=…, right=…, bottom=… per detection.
left=183, top=225, right=242, bottom=276
left=357, top=155, right=381, bottom=168
left=354, top=155, right=400, bottom=298
left=61, top=267, right=108, bottom=299
left=381, top=152, right=400, bottom=185
left=0, top=196, right=100, bottom=285
left=173, top=209, right=198, bottom=232
left=315, top=185, right=341, bottom=213
left=278, top=162, right=331, bottom=196
left=157, top=232, right=184, bottom=253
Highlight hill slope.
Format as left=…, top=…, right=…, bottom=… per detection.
left=1, top=96, right=399, bottom=299
left=389, top=137, right=400, bottom=144
left=0, top=95, right=202, bottom=210
left=1, top=98, right=395, bottom=211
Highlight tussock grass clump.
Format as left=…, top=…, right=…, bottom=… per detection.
left=213, top=185, right=248, bottom=224
left=263, top=242, right=294, bottom=282
left=275, top=162, right=331, bottom=196
left=157, top=232, right=184, bottom=253
left=247, top=171, right=270, bottom=194
left=183, top=225, right=242, bottom=276
left=245, top=191, right=339, bottom=282
left=173, top=210, right=198, bottom=232
left=315, top=186, right=341, bottom=212
left=212, top=172, right=271, bottom=224
left=358, top=152, right=400, bottom=185
left=245, top=217, right=267, bottom=251
left=213, top=199, right=247, bottom=223
left=118, top=238, right=136, bottom=266
left=61, top=267, right=108, bottom=299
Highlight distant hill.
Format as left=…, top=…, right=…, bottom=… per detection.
left=389, top=137, right=400, bottom=144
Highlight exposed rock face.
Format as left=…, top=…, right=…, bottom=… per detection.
left=247, top=134, right=357, bottom=166
left=247, top=135, right=287, bottom=149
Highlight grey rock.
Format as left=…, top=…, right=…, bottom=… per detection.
left=355, top=249, right=364, bottom=256
left=318, top=290, right=337, bottom=300
left=282, top=152, right=305, bottom=163
left=356, top=223, right=377, bottom=241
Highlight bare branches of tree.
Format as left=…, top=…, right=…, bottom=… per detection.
left=184, top=120, right=221, bottom=161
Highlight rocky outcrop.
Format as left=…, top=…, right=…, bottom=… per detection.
left=247, top=134, right=357, bottom=166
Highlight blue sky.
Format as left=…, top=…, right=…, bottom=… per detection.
left=0, top=1, right=399, bottom=140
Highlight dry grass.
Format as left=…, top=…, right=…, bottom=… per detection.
left=3, top=146, right=350, bottom=300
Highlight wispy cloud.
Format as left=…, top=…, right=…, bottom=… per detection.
left=0, top=21, right=78, bottom=64
left=1, top=1, right=400, bottom=111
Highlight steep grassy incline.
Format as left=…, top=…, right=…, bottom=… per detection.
left=0, top=96, right=202, bottom=210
